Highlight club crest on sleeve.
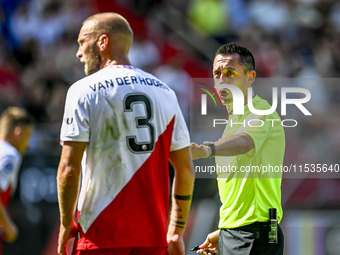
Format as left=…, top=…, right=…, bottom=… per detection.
left=66, top=118, right=73, bottom=125
left=4, top=163, right=13, bottom=174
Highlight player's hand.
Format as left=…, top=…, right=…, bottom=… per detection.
left=0, top=220, right=18, bottom=243
left=190, top=142, right=211, bottom=160
left=167, top=233, right=185, bottom=255
left=58, top=222, right=77, bottom=255
left=196, top=230, right=219, bottom=255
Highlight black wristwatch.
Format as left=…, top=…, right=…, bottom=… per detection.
left=203, top=141, right=216, bottom=158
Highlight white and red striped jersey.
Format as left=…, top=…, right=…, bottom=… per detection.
left=0, top=140, right=21, bottom=254
left=60, top=65, right=190, bottom=250
left=0, top=140, right=21, bottom=207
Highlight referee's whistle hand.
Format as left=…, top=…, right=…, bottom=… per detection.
left=196, top=230, right=220, bottom=254
left=190, top=143, right=211, bottom=160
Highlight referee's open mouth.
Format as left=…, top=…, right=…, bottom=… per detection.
left=218, top=89, right=230, bottom=102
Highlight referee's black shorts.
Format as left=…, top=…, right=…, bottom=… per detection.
left=218, top=222, right=284, bottom=255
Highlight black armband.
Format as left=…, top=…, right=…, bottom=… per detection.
left=171, top=219, right=186, bottom=226
left=170, top=223, right=185, bottom=229
left=172, top=194, right=192, bottom=200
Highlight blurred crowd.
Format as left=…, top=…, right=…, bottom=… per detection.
left=1, top=0, right=340, bottom=207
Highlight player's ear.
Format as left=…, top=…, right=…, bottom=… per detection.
left=98, top=34, right=109, bottom=52
left=13, top=126, right=22, bottom=137
left=12, top=126, right=23, bottom=142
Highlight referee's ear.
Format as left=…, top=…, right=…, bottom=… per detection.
left=247, top=70, right=256, bottom=86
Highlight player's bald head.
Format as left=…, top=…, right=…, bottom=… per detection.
left=82, top=12, right=133, bottom=52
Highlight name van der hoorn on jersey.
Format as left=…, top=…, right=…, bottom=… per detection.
left=89, top=76, right=170, bottom=92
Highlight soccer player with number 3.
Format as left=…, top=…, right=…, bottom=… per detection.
left=57, top=13, right=194, bottom=255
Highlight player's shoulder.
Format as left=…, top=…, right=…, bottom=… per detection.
left=0, top=141, right=17, bottom=154
left=113, top=65, right=176, bottom=97
left=65, top=69, right=106, bottom=100
left=68, top=70, right=102, bottom=94
left=136, top=68, right=176, bottom=96
left=0, top=141, right=20, bottom=161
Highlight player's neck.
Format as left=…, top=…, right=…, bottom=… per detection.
left=1, top=136, right=15, bottom=149
left=1, top=134, right=22, bottom=154
left=0, top=134, right=10, bottom=143
left=103, top=55, right=131, bottom=68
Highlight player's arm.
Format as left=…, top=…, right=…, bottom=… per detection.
left=57, top=141, right=87, bottom=255
left=167, top=146, right=195, bottom=255
left=0, top=195, right=18, bottom=243
left=191, top=133, right=254, bottom=160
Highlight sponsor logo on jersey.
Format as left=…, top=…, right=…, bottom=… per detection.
left=4, top=163, right=13, bottom=174
left=66, top=118, right=73, bottom=124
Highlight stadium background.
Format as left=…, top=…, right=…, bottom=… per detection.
left=1, top=0, right=340, bottom=254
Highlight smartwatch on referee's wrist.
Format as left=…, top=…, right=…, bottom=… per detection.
left=203, top=141, right=216, bottom=158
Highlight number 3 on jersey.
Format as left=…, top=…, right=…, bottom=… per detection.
left=124, top=93, right=155, bottom=153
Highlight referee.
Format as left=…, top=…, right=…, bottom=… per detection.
left=191, top=43, right=285, bottom=255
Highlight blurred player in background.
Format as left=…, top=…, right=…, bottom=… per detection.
left=57, top=12, right=194, bottom=255
left=0, top=107, right=34, bottom=254
left=191, top=43, right=285, bottom=255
